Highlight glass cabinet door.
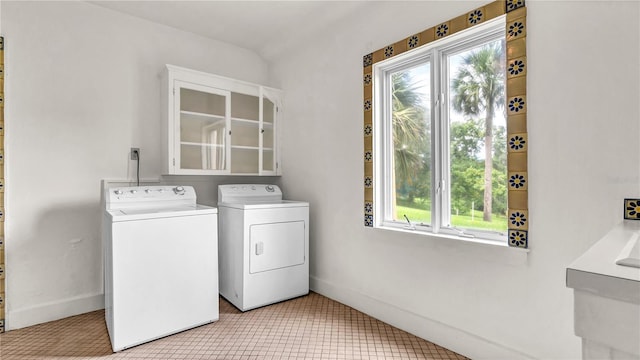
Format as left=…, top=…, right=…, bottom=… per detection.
left=175, top=80, right=230, bottom=172
left=261, top=91, right=277, bottom=173
left=230, top=92, right=260, bottom=174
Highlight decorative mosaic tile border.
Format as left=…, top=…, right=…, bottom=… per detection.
left=624, top=199, right=640, bottom=220
left=1, top=35, right=5, bottom=331
left=363, top=1, right=528, bottom=248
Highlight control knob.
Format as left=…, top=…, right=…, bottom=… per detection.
left=114, top=189, right=123, bottom=195
left=174, top=186, right=185, bottom=195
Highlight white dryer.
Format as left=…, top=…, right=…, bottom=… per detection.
left=218, top=184, right=309, bottom=311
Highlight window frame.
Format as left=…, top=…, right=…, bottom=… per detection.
left=373, top=16, right=507, bottom=243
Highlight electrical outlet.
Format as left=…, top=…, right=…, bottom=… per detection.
left=131, top=148, right=140, bottom=160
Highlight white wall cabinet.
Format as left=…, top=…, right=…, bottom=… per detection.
left=162, top=65, right=281, bottom=175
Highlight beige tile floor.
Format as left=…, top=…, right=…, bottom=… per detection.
left=0, top=292, right=468, bottom=360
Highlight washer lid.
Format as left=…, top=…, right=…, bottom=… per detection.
left=107, top=204, right=217, bottom=221
left=218, top=200, right=309, bottom=210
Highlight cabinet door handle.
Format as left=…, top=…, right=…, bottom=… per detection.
left=261, top=129, right=265, bottom=134
left=228, top=130, right=232, bottom=135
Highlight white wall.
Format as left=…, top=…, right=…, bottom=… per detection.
left=0, top=1, right=269, bottom=329
left=270, top=1, right=640, bottom=359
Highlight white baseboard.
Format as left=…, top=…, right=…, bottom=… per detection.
left=310, top=276, right=534, bottom=360
left=7, top=293, right=104, bottom=331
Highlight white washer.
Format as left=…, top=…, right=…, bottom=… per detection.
left=218, top=184, right=309, bottom=311
left=103, top=185, right=219, bottom=352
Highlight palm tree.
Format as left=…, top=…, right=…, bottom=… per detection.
left=451, top=43, right=505, bottom=222
left=391, top=72, right=427, bottom=188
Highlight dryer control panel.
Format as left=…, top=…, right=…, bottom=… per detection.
left=218, top=184, right=282, bottom=204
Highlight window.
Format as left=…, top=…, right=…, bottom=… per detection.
left=374, top=17, right=507, bottom=242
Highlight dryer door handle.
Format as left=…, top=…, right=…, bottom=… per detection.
left=255, top=242, right=264, bottom=256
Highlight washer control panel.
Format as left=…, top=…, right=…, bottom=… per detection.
left=106, top=186, right=197, bottom=209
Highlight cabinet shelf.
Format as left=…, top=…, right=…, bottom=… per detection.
left=231, top=117, right=258, bottom=124
left=180, top=110, right=224, bottom=121
left=231, top=146, right=274, bottom=151
left=231, top=117, right=274, bottom=128
left=181, top=142, right=225, bottom=148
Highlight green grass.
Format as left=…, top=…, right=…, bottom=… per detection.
left=396, top=204, right=507, bottom=232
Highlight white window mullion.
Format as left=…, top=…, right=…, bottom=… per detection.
left=431, top=49, right=442, bottom=233
left=439, top=49, right=452, bottom=229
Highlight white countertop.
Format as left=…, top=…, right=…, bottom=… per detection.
left=567, top=220, right=640, bottom=303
